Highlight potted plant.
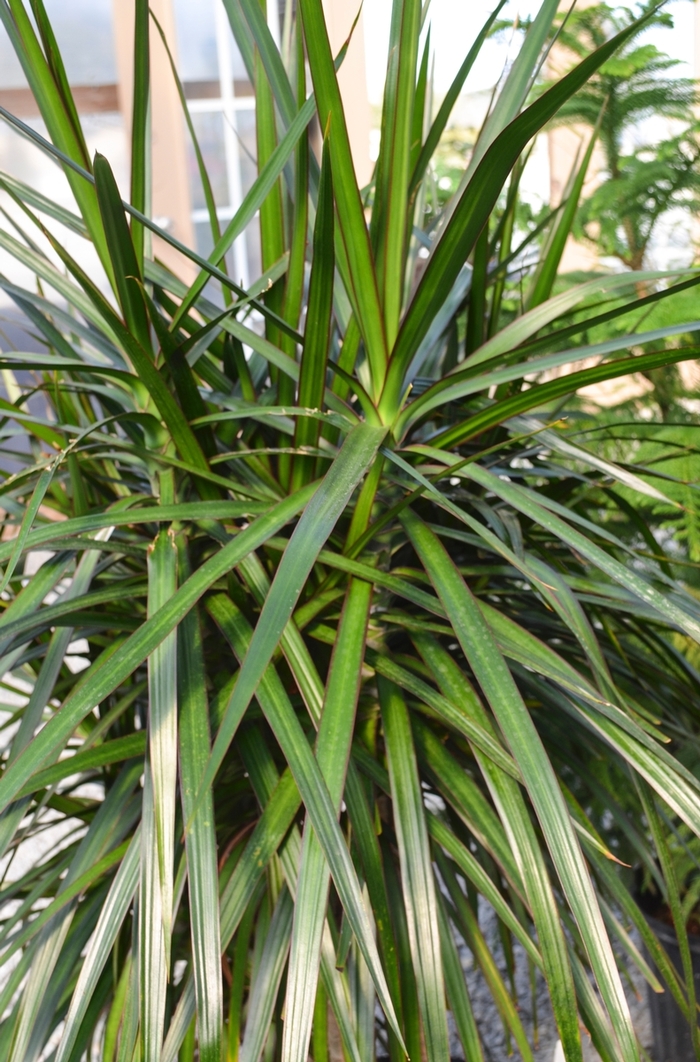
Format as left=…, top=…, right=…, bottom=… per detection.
left=0, top=1, right=699, bottom=1061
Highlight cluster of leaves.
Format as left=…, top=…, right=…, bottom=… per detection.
left=0, top=2, right=697, bottom=1062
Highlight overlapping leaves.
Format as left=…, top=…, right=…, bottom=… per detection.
left=0, top=1, right=697, bottom=1061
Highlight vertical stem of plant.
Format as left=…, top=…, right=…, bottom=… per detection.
left=345, top=454, right=384, bottom=550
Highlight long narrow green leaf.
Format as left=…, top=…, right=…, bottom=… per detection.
left=140, top=762, right=168, bottom=1062
left=413, top=718, right=524, bottom=891
left=104, top=954, right=133, bottom=1062
left=177, top=591, right=222, bottom=1062
left=147, top=529, right=178, bottom=963
left=413, top=635, right=582, bottom=1062
left=382, top=10, right=655, bottom=416
left=459, top=461, right=700, bottom=643
left=0, top=0, right=108, bottom=268
left=150, top=10, right=220, bottom=251
left=0, top=104, right=294, bottom=335
left=373, top=0, right=421, bottom=347
left=236, top=0, right=295, bottom=122
left=16, top=734, right=147, bottom=798
left=0, top=550, right=73, bottom=652
left=94, top=153, right=152, bottom=352
left=0, top=486, right=316, bottom=815
left=637, top=781, right=700, bottom=1062
left=402, top=321, right=700, bottom=439
left=206, top=599, right=383, bottom=1062
left=292, top=134, right=334, bottom=491
left=590, top=849, right=688, bottom=1016
left=8, top=764, right=141, bottom=1062
left=298, top=0, right=388, bottom=393
left=436, top=891, right=485, bottom=1062
left=0, top=502, right=267, bottom=567
left=130, top=0, right=149, bottom=266
left=239, top=727, right=367, bottom=1062
left=236, top=552, right=326, bottom=723
left=427, top=810, right=542, bottom=969
left=403, top=509, right=638, bottom=1062
left=220, top=0, right=255, bottom=83
left=409, top=0, right=507, bottom=195
left=17, top=205, right=211, bottom=475
left=380, top=675, right=450, bottom=1062
left=163, top=766, right=302, bottom=1062
left=117, top=938, right=141, bottom=1062
left=200, top=422, right=385, bottom=798
left=438, top=852, right=535, bottom=1062
left=344, top=762, right=405, bottom=1062
left=527, top=112, right=601, bottom=309
left=240, top=887, right=294, bottom=1062
left=55, top=830, right=141, bottom=1062
left=569, top=949, right=620, bottom=1062
left=171, top=93, right=317, bottom=330
left=368, top=647, right=519, bottom=779
left=283, top=579, right=372, bottom=1062
left=0, top=842, right=128, bottom=966
left=0, top=532, right=112, bottom=863
left=459, top=0, right=560, bottom=182
left=0, top=458, right=55, bottom=595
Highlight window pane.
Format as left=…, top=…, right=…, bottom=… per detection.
left=173, top=0, right=219, bottom=83
left=188, top=112, right=229, bottom=210
left=235, top=109, right=258, bottom=198
left=0, top=0, right=117, bottom=90
left=173, top=0, right=248, bottom=88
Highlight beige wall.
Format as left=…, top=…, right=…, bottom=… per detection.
left=320, top=0, right=373, bottom=188
left=112, top=0, right=195, bottom=278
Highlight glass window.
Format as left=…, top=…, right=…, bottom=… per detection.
left=172, top=0, right=219, bottom=84
left=176, top=0, right=260, bottom=286
left=188, top=112, right=230, bottom=210
left=236, top=110, right=258, bottom=199
left=173, top=0, right=247, bottom=89
left=0, top=0, right=117, bottom=90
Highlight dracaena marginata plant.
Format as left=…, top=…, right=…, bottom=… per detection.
left=0, top=1, right=700, bottom=1060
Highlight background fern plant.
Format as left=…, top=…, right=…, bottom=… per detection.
left=548, top=0, right=700, bottom=273
left=0, top=1, right=699, bottom=1060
